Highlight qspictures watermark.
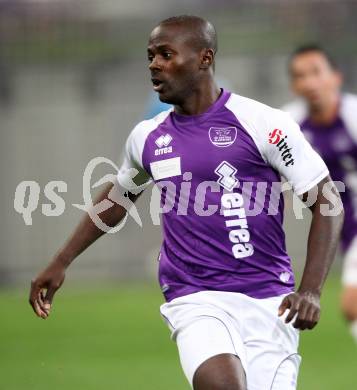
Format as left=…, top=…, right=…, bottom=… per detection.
left=13, top=156, right=345, bottom=233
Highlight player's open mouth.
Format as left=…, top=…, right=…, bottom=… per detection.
left=151, top=78, right=165, bottom=92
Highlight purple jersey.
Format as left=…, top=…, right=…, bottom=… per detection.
left=118, top=89, right=328, bottom=302
left=283, top=93, right=357, bottom=252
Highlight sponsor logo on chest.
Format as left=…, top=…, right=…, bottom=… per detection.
left=268, top=128, right=295, bottom=166
left=221, top=192, right=254, bottom=259
left=214, top=161, right=254, bottom=260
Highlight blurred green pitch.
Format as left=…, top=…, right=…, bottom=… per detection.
left=1, top=276, right=356, bottom=390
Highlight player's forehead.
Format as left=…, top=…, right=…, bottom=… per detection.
left=148, top=24, right=192, bottom=51
left=291, top=51, right=332, bottom=71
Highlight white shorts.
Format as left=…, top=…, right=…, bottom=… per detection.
left=342, top=237, right=357, bottom=286
left=160, top=290, right=301, bottom=390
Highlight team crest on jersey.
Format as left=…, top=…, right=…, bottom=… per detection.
left=209, top=127, right=237, bottom=147
left=155, top=133, right=173, bottom=156
left=268, top=128, right=295, bottom=167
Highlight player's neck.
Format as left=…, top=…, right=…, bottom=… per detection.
left=174, top=82, right=221, bottom=116
left=309, top=93, right=340, bottom=126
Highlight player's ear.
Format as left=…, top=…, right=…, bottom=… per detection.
left=288, top=64, right=300, bottom=95
left=334, top=70, right=343, bottom=88
left=200, top=48, right=214, bottom=69
left=290, top=74, right=300, bottom=95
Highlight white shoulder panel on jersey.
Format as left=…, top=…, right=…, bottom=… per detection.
left=225, top=93, right=329, bottom=195
left=340, top=93, right=357, bottom=145
left=117, top=108, right=172, bottom=193
left=280, top=100, right=308, bottom=124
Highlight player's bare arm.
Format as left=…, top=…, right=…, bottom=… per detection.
left=279, top=175, right=344, bottom=330
left=29, top=182, right=142, bottom=319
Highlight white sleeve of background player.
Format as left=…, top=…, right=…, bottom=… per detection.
left=262, top=110, right=329, bottom=195
left=280, top=99, right=308, bottom=124
left=340, top=93, right=357, bottom=145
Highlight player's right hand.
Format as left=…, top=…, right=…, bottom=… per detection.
left=29, top=261, right=66, bottom=319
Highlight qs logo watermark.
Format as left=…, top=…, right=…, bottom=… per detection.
left=13, top=157, right=142, bottom=232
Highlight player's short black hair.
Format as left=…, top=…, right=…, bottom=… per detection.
left=289, top=44, right=338, bottom=70
left=158, top=15, right=218, bottom=55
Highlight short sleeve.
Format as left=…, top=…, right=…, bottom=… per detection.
left=116, top=110, right=172, bottom=193
left=262, top=110, right=329, bottom=195
left=117, top=127, right=152, bottom=193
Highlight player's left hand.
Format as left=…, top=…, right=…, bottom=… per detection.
left=278, top=291, right=321, bottom=330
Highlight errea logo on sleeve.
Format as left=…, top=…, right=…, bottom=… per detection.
left=155, top=134, right=173, bottom=156
left=268, top=129, right=295, bottom=167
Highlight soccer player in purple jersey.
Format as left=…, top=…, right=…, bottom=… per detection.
left=283, top=44, right=357, bottom=345
left=29, top=17, right=344, bottom=390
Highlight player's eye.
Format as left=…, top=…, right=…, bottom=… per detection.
left=293, top=72, right=304, bottom=81
left=147, top=55, right=154, bottom=62
left=162, top=52, right=172, bottom=59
